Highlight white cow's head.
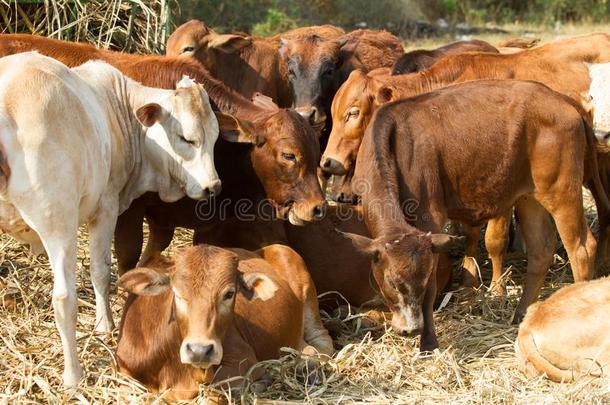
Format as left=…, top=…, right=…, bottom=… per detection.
left=135, top=76, right=221, bottom=202
left=587, top=63, right=610, bottom=145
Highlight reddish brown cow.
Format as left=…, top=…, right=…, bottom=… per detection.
left=117, top=244, right=334, bottom=400
left=340, top=80, right=606, bottom=350
left=279, top=29, right=403, bottom=131
left=516, top=277, right=610, bottom=382
left=166, top=20, right=345, bottom=109
left=391, top=39, right=499, bottom=75
left=0, top=34, right=326, bottom=272
left=323, top=32, right=610, bottom=282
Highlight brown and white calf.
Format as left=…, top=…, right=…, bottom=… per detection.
left=0, top=52, right=221, bottom=386
left=516, top=277, right=610, bottom=382
left=117, top=244, right=334, bottom=400
left=339, top=80, right=607, bottom=351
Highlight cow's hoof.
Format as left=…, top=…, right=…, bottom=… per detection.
left=63, top=366, right=83, bottom=388
left=489, top=281, right=506, bottom=297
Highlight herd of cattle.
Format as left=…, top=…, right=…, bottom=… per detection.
left=0, top=20, right=609, bottom=399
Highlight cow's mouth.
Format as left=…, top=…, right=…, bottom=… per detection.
left=275, top=200, right=306, bottom=226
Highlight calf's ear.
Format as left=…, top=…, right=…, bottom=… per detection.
left=375, top=85, right=398, bottom=105
left=136, top=103, right=165, bottom=127
left=335, top=229, right=379, bottom=257
left=429, top=234, right=466, bottom=253
left=208, top=33, right=252, bottom=53
left=239, top=272, right=278, bottom=301
left=215, top=112, right=261, bottom=145
left=119, top=268, right=170, bottom=296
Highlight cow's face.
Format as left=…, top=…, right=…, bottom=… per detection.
left=216, top=109, right=326, bottom=225
left=166, top=20, right=251, bottom=68
left=339, top=231, right=463, bottom=337
left=279, top=36, right=345, bottom=129
left=136, top=77, right=221, bottom=202
left=322, top=69, right=397, bottom=177
left=119, top=245, right=278, bottom=370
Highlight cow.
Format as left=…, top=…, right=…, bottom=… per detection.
left=0, top=34, right=327, bottom=272
left=117, top=244, right=334, bottom=400
left=279, top=29, right=403, bottom=134
left=166, top=19, right=292, bottom=107
left=166, top=20, right=345, bottom=110
left=338, top=80, right=607, bottom=351
left=516, top=277, right=610, bottom=382
left=323, top=32, right=610, bottom=282
left=0, top=52, right=222, bottom=386
left=391, top=39, right=499, bottom=75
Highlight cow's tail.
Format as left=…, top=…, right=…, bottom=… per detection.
left=516, top=327, right=575, bottom=382
left=583, top=114, right=610, bottom=215
left=0, top=136, right=10, bottom=194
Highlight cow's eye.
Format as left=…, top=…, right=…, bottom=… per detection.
left=372, top=250, right=381, bottom=263
left=282, top=152, right=296, bottom=162
left=180, top=135, right=196, bottom=145
left=223, top=290, right=235, bottom=301
left=345, top=108, right=360, bottom=122
left=323, top=67, right=334, bottom=76
left=181, top=46, right=195, bottom=53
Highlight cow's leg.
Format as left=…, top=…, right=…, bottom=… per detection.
left=138, top=218, right=174, bottom=266
left=114, top=203, right=145, bottom=275
left=513, top=197, right=556, bottom=323
left=461, top=224, right=482, bottom=288
left=88, top=196, right=118, bottom=333
left=589, top=176, right=610, bottom=273
left=485, top=211, right=511, bottom=296
left=545, top=197, right=596, bottom=283
left=301, top=285, right=334, bottom=356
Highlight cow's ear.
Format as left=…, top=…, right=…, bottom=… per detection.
left=136, top=103, right=165, bottom=127
left=215, top=112, right=261, bottom=145
left=374, top=85, right=399, bottom=105
left=278, top=38, right=289, bottom=57
left=251, top=92, right=279, bottom=112
left=119, top=268, right=170, bottom=296
left=335, top=229, right=379, bottom=257
left=208, top=33, right=252, bottom=53
left=429, top=233, right=466, bottom=253
left=337, top=36, right=348, bottom=48
left=238, top=272, right=278, bottom=301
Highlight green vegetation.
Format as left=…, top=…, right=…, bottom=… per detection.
left=175, top=0, right=609, bottom=36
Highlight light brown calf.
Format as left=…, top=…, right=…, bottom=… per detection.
left=516, top=277, right=610, bottom=382
left=117, top=244, right=333, bottom=400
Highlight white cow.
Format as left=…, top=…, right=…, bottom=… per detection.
left=0, top=52, right=222, bottom=386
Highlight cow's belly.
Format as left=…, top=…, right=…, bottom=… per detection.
left=0, top=201, right=44, bottom=255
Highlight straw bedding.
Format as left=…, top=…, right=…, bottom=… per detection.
left=0, top=194, right=609, bottom=404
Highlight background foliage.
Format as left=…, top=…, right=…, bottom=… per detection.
left=175, top=0, right=610, bottom=36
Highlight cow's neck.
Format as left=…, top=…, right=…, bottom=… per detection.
left=356, top=120, right=419, bottom=238
left=75, top=63, right=178, bottom=212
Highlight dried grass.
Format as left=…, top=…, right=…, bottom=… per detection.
left=0, top=0, right=171, bottom=53
left=0, top=192, right=609, bottom=403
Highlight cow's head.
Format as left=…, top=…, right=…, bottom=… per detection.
left=119, top=245, right=278, bottom=369
left=279, top=34, right=347, bottom=130
left=166, top=20, right=252, bottom=68
left=338, top=230, right=463, bottom=336
left=216, top=106, right=326, bottom=225
left=321, top=69, right=397, bottom=177
left=136, top=76, right=221, bottom=202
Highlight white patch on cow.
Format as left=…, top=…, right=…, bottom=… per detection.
left=587, top=63, right=610, bottom=143
left=177, top=75, right=196, bottom=88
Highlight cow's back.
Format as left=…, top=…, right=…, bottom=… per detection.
left=0, top=53, right=110, bottom=218
left=231, top=246, right=308, bottom=360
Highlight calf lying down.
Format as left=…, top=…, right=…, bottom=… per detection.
left=117, top=244, right=334, bottom=400
left=516, top=277, right=610, bottom=382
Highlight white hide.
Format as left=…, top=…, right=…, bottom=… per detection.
left=588, top=62, right=610, bottom=143
left=0, top=52, right=220, bottom=387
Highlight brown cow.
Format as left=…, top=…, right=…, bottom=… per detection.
left=166, top=20, right=345, bottom=110
left=0, top=34, right=327, bottom=272
left=117, top=244, right=334, bottom=400
left=279, top=29, right=403, bottom=131
left=339, top=80, right=606, bottom=351
left=323, top=32, right=610, bottom=279
left=391, top=39, right=499, bottom=75
left=515, top=277, right=610, bottom=382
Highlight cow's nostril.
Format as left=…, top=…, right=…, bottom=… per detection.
left=313, top=204, right=325, bottom=219
left=186, top=343, right=215, bottom=361
left=323, top=158, right=332, bottom=168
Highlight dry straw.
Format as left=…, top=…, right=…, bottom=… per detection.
left=0, top=0, right=171, bottom=53
left=1, top=198, right=609, bottom=403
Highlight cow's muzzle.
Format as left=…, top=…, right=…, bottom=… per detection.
left=321, top=156, right=348, bottom=176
